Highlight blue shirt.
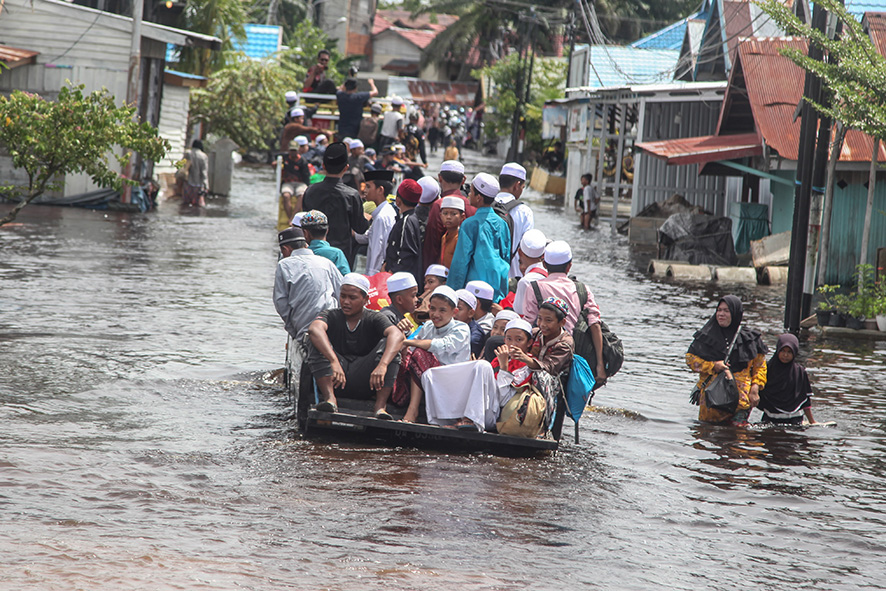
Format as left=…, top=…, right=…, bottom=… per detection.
left=309, top=240, right=350, bottom=276
left=447, top=206, right=511, bottom=300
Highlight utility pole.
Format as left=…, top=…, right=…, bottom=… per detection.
left=122, top=0, right=144, bottom=205
left=785, top=2, right=827, bottom=333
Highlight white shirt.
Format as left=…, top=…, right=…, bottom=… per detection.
left=414, top=319, right=471, bottom=365
left=381, top=111, right=403, bottom=139
left=354, top=200, right=396, bottom=275
left=583, top=185, right=598, bottom=211
left=273, top=249, right=343, bottom=339
left=494, top=192, right=534, bottom=278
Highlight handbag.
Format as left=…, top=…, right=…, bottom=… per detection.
left=689, top=321, right=742, bottom=414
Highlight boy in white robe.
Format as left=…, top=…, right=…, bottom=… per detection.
left=398, top=286, right=471, bottom=422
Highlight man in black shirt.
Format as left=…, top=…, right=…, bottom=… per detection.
left=307, top=273, right=404, bottom=418
left=302, top=142, right=369, bottom=267
left=281, top=136, right=311, bottom=186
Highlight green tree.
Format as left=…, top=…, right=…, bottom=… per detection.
left=473, top=52, right=566, bottom=155
left=0, top=85, right=169, bottom=227
left=178, top=0, right=248, bottom=77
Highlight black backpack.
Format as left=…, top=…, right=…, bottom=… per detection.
left=493, top=197, right=523, bottom=260
left=531, top=279, right=624, bottom=387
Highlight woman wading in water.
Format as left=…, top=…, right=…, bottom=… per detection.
left=686, top=295, right=768, bottom=424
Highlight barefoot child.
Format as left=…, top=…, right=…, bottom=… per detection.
left=758, top=333, right=816, bottom=425
left=439, top=196, right=466, bottom=268
left=577, top=173, right=598, bottom=230
left=398, top=286, right=471, bottom=423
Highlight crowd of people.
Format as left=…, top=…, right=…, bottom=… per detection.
left=273, top=136, right=612, bottom=439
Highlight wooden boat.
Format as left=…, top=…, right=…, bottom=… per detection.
left=287, top=340, right=557, bottom=456
left=303, top=404, right=558, bottom=457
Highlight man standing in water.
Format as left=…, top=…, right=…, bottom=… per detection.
left=307, top=273, right=404, bottom=418
left=182, top=139, right=209, bottom=207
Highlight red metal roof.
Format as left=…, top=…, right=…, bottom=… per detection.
left=0, top=44, right=38, bottom=69
left=405, top=80, right=478, bottom=106
left=637, top=132, right=763, bottom=165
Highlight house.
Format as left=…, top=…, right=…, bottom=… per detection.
left=314, top=0, right=375, bottom=63
left=637, top=35, right=886, bottom=284
left=370, top=10, right=461, bottom=82
left=0, top=0, right=220, bottom=199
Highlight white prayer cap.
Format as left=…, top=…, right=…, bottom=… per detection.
left=544, top=240, right=573, bottom=265
left=349, top=138, right=364, bottom=150
left=341, top=272, right=370, bottom=295
left=392, top=143, right=405, bottom=152
left=430, top=285, right=458, bottom=307
left=386, top=271, right=417, bottom=294
left=391, top=95, right=404, bottom=106
left=425, top=264, right=449, bottom=278
left=520, top=229, right=547, bottom=258
left=290, top=107, right=305, bottom=118
left=471, top=173, right=499, bottom=199
left=500, top=162, right=527, bottom=180
left=440, top=196, right=465, bottom=212
left=285, top=91, right=297, bottom=102
left=317, top=134, right=329, bottom=144
left=466, top=280, right=494, bottom=301
left=494, top=309, right=520, bottom=323
left=440, top=160, right=465, bottom=175
left=418, top=176, right=441, bottom=204
left=505, top=318, right=533, bottom=336
left=294, top=135, right=309, bottom=146
left=455, top=289, right=477, bottom=310
left=291, top=211, right=306, bottom=227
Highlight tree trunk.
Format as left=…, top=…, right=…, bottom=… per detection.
left=859, top=137, right=879, bottom=292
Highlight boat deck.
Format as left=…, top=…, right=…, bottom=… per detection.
left=303, top=407, right=558, bottom=457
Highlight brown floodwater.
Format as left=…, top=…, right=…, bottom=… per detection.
left=1, top=156, right=885, bottom=590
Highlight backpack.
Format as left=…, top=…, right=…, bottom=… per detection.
left=492, top=197, right=523, bottom=260
left=531, top=279, right=624, bottom=387
left=497, top=383, right=547, bottom=438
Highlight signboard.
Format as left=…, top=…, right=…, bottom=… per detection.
left=567, top=103, right=588, bottom=143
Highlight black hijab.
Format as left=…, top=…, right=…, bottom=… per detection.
left=758, top=334, right=811, bottom=414
left=687, top=295, right=768, bottom=373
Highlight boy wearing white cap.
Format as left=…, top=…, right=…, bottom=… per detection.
left=497, top=162, right=534, bottom=278
left=512, top=228, right=549, bottom=315
left=381, top=271, right=419, bottom=332
left=453, top=289, right=487, bottom=358
left=422, top=160, right=476, bottom=270
left=520, top=240, right=607, bottom=383
left=397, top=285, right=471, bottom=423
left=447, top=173, right=511, bottom=300
left=281, top=106, right=325, bottom=152
left=439, top=195, right=466, bottom=268
left=307, top=273, right=405, bottom=418
left=465, top=280, right=496, bottom=334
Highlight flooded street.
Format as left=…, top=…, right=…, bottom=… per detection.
left=2, top=157, right=886, bottom=590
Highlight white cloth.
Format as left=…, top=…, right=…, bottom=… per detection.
left=513, top=269, right=547, bottom=315
left=381, top=110, right=403, bottom=139
left=414, top=319, right=471, bottom=365
left=354, top=200, right=396, bottom=275
left=583, top=185, right=598, bottom=212
left=495, top=192, right=534, bottom=278
left=476, top=312, right=494, bottom=335
left=273, top=249, right=343, bottom=339
left=423, top=360, right=503, bottom=431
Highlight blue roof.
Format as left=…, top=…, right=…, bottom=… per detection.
left=631, top=7, right=709, bottom=50
left=166, top=23, right=281, bottom=63
left=845, top=0, right=886, bottom=17
left=582, top=45, right=680, bottom=88
left=231, top=24, right=282, bottom=59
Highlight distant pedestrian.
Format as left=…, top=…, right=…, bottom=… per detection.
left=358, top=103, right=383, bottom=150
left=337, top=78, right=378, bottom=138
left=380, top=96, right=406, bottom=149
left=578, top=172, right=599, bottom=229
left=182, top=139, right=209, bottom=207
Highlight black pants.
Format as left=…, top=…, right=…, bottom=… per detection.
left=306, top=338, right=400, bottom=400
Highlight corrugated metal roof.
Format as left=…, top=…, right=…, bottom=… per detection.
left=0, top=44, right=39, bottom=69
left=631, top=6, right=710, bottom=51
left=580, top=45, right=680, bottom=88
left=737, top=37, right=886, bottom=162
left=386, top=77, right=478, bottom=106
left=637, top=132, right=762, bottom=165
left=231, top=24, right=282, bottom=59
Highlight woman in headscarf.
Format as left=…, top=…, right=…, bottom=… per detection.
left=686, top=295, right=768, bottom=424
left=758, top=334, right=816, bottom=425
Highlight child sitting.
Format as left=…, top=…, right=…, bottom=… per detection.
left=481, top=309, right=520, bottom=362
left=758, top=333, right=817, bottom=425
left=454, top=289, right=487, bottom=358
left=465, top=280, right=496, bottom=334
left=515, top=297, right=575, bottom=377
left=421, top=318, right=536, bottom=432
left=413, top=264, right=449, bottom=323
left=398, top=286, right=471, bottom=423
left=439, top=196, right=466, bottom=268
